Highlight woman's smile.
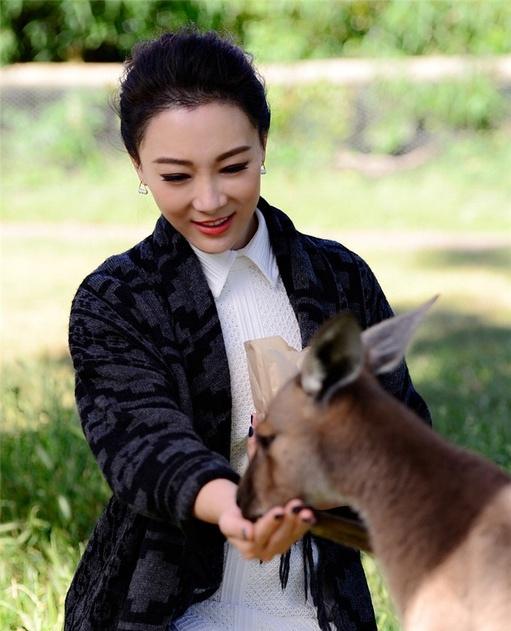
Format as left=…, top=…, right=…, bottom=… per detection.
left=191, top=213, right=235, bottom=236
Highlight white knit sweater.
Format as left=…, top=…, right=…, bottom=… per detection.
left=171, top=210, right=320, bottom=630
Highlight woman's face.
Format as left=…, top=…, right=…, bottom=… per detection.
left=135, top=102, right=266, bottom=253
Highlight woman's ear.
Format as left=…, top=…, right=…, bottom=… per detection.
left=131, top=156, right=141, bottom=174
left=259, top=132, right=268, bottom=154
left=130, top=157, right=146, bottom=185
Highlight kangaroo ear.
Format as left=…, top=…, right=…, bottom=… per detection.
left=301, top=313, right=363, bottom=401
left=361, top=295, right=438, bottom=375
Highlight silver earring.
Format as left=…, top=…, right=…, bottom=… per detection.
left=260, top=163, right=267, bottom=175
left=138, top=181, right=148, bottom=195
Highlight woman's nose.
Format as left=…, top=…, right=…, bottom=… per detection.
left=192, top=177, right=227, bottom=212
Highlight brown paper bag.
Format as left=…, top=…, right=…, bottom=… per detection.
left=244, top=336, right=307, bottom=415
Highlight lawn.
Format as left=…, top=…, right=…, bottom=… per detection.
left=1, top=133, right=510, bottom=630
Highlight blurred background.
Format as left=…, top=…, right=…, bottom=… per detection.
left=1, top=1, right=510, bottom=629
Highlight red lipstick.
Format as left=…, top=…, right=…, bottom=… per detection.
left=192, top=213, right=234, bottom=236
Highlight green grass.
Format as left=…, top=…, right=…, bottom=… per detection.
left=265, top=131, right=511, bottom=233
left=1, top=135, right=511, bottom=628
left=0, top=358, right=109, bottom=631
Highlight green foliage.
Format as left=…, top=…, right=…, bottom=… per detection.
left=362, top=75, right=509, bottom=154
left=240, top=0, right=386, bottom=62
left=267, top=82, right=354, bottom=166
left=1, top=90, right=109, bottom=179
left=1, top=77, right=508, bottom=191
left=2, top=0, right=510, bottom=65
left=358, top=0, right=511, bottom=56
left=0, top=0, right=229, bottom=63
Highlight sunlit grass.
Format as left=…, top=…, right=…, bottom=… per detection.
left=0, top=511, right=82, bottom=631
left=265, top=133, right=511, bottom=234
left=2, top=132, right=511, bottom=233
left=1, top=358, right=109, bottom=630
left=2, top=230, right=509, bottom=361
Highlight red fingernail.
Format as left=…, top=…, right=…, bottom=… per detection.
left=291, top=505, right=303, bottom=514
left=274, top=512, right=285, bottom=520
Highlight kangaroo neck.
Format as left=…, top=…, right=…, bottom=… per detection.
left=325, top=375, right=507, bottom=614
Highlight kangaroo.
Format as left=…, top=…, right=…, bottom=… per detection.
left=238, top=298, right=511, bottom=631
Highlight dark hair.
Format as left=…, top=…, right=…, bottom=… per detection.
left=118, top=29, right=271, bottom=161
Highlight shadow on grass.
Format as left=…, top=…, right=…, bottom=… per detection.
left=406, top=308, right=511, bottom=471
left=1, top=310, right=510, bottom=545
left=416, top=246, right=511, bottom=271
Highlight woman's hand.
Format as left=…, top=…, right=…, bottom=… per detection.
left=194, top=432, right=315, bottom=563
left=218, top=498, right=315, bottom=562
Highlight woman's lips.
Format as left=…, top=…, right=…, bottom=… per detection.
left=192, top=213, right=234, bottom=236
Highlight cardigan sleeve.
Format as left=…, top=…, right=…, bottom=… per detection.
left=69, top=274, right=239, bottom=529
left=353, top=253, right=432, bottom=425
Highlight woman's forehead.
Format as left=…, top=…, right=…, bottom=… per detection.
left=139, top=102, right=260, bottom=161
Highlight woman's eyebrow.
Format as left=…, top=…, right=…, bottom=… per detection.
left=152, top=145, right=251, bottom=165
left=216, top=145, right=251, bottom=161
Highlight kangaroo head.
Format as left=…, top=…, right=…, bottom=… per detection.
left=237, top=297, right=437, bottom=520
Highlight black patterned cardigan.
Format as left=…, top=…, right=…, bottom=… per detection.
left=66, top=197, right=431, bottom=631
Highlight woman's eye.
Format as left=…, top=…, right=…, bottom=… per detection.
left=257, top=434, right=275, bottom=449
left=161, top=173, right=191, bottom=182
left=221, top=162, right=249, bottom=174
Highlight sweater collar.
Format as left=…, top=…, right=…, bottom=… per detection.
left=189, top=208, right=279, bottom=299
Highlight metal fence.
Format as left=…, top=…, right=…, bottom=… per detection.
left=1, top=56, right=510, bottom=170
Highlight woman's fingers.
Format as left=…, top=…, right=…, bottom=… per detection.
left=248, top=500, right=315, bottom=561
left=252, top=505, right=288, bottom=549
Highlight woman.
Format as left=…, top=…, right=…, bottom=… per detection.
left=66, top=29, right=430, bottom=631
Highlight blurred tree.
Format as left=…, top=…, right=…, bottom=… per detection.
left=0, top=0, right=232, bottom=63
left=1, top=0, right=510, bottom=65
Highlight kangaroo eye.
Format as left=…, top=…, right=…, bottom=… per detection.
left=257, top=434, right=275, bottom=449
